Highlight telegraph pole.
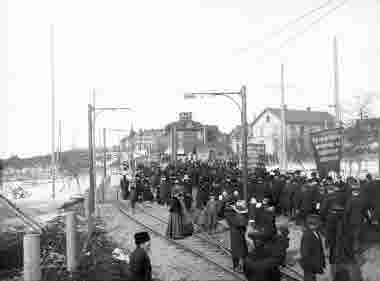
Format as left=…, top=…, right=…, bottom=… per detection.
left=50, top=24, right=56, bottom=200
left=58, top=120, right=62, bottom=164
left=92, top=89, right=97, bottom=196
left=280, top=64, right=288, bottom=172
left=334, top=36, right=341, bottom=126
left=88, top=104, right=95, bottom=216
left=103, top=128, right=107, bottom=202
left=241, top=86, right=248, bottom=203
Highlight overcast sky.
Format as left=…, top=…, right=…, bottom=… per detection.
left=1, top=0, right=380, bottom=158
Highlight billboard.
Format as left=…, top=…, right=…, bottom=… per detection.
left=310, top=127, right=344, bottom=178
left=247, top=143, right=266, bottom=170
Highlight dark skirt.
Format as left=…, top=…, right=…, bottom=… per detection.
left=166, top=212, right=185, bottom=239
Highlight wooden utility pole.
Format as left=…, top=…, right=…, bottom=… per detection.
left=334, top=36, right=341, bottom=126
left=50, top=24, right=56, bottom=200
left=92, top=89, right=97, bottom=194
left=241, top=85, right=248, bottom=203
left=88, top=104, right=95, bottom=215
left=103, top=128, right=107, bottom=202
left=280, top=64, right=288, bottom=172
left=58, top=120, right=62, bottom=164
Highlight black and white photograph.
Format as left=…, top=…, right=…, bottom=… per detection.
left=1, top=1, right=380, bottom=281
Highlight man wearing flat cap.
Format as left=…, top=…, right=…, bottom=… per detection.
left=129, top=231, right=152, bottom=281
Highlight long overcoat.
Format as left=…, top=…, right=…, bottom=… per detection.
left=225, top=209, right=248, bottom=259
left=300, top=228, right=326, bottom=274
left=243, top=240, right=283, bottom=281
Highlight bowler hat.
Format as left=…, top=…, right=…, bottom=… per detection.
left=134, top=231, right=150, bottom=245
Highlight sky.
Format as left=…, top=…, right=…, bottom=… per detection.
left=1, top=0, right=380, bottom=158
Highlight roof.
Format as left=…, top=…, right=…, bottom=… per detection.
left=252, top=107, right=335, bottom=127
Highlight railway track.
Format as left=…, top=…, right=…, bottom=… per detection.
left=135, top=202, right=304, bottom=281
left=116, top=202, right=246, bottom=281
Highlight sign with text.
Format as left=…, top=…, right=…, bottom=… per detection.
left=310, top=127, right=343, bottom=178
left=247, top=143, right=266, bottom=170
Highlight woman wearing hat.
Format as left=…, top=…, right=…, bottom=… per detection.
left=225, top=200, right=249, bottom=273
left=166, top=188, right=185, bottom=240
left=129, top=231, right=152, bottom=281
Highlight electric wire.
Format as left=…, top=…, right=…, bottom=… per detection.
left=235, top=0, right=337, bottom=54
left=256, top=0, right=349, bottom=63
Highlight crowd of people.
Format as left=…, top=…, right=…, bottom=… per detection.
left=120, top=160, right=380, bottom=281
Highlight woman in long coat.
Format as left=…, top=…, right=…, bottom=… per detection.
left=166, top=192, right=185, bottom=240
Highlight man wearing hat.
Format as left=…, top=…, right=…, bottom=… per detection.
left=159, top=176, right=170, bottom=206
left=298, top=180, right=319, bottom=225
left=320, top=181, right=346, bottom=277
left=300, top=214, right=326, bottom=281
left=244, top=227, right=284, bottom=281
left=344, top=180, right=365, bottom=256
left=225, top=200, right=249, bottom=273
left=129, top=231, right=152, bottom=281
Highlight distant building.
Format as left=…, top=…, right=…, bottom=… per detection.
left=251, top=107, right=335, bottom=161
left=120, top=126, right=165, bottom=157
left=230, top=107, right=335, bottom=162
left=164, top=112, right=227, bottom=157
left=120, top=112, right=230, bottom=162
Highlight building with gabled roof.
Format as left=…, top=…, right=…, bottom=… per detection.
left=230, top=107, right=335, bottom=163
left=251, top=107, right=335, bottom=162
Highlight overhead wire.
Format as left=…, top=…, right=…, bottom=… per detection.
left=255, top=0, right=350, bottom=63
left=234, top=0, right=337, bottom=55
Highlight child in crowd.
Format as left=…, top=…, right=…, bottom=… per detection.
left=205, top=193, right=218, bottom=234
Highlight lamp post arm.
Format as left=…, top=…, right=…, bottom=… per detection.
left=94, top=107, right=133, bottom=120
left=190, top=92, right=242, bottom=113
left=218, top=94, right=242, bottom=113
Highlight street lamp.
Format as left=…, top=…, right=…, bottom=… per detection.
left=184, top=86, right=249, bottom=203
left=88, top=105, right=132, bottom=216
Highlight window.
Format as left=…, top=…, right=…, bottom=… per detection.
left=266, top=115, right=270, bottom=123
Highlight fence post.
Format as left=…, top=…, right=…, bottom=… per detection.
left=24, top=233, right=41, bottom=281
left=66, top=211, right=77, bottom=272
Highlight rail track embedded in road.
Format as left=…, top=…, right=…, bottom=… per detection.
left=135, top=202, right=304, bottom=281
left=117, top=202, right=247, bottom=281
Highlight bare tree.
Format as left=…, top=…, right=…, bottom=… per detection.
left=342, top=91, right=380, bottom=125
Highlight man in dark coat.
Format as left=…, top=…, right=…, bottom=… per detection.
left=255, top=199, right=277, bottom=237
left=271, top=175, right=285, bottom=213
left=224, top=200, right=248, bottom=272
left=244, top=228, right=284, bottom=281
left=279, top=177, right=296, bottom=217
left=159, top=177, right=170, bottom=206
left=300, top=215, right=326, bottom=281
left=344, top=182, right=366, bottom=256
left=129, top=232, right=152, bottom=281
left=299, top=181, right=319, bottom=224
